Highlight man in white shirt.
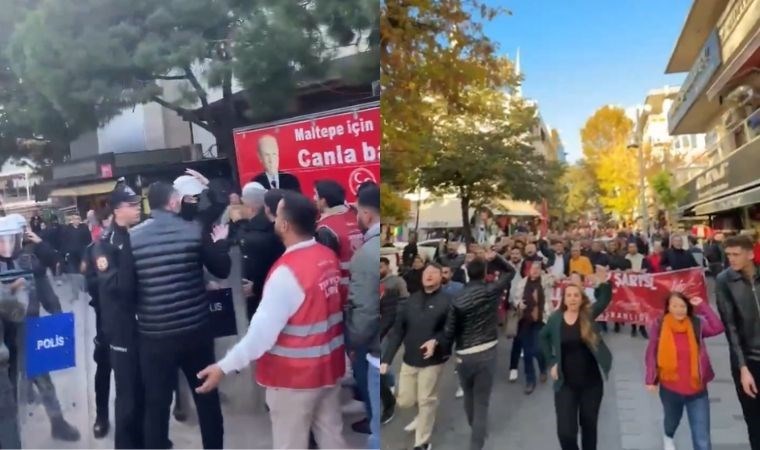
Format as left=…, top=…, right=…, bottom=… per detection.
left=196, top=192, right=347, bottom=449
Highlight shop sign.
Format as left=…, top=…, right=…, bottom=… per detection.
left=718, top=0, right=758, bottom=61
left=680, top=137, right=760, bottom=208
left=668, top=30, right=722, bottom=133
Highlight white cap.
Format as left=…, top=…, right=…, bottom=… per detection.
left=0, top=215, right=24, bottom=236
left=241, top=182, right=266, bottom=206
left=173, top=175, right=207, bottom=197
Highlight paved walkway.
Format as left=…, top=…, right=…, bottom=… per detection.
left=382, top=324, right=749, bottom=450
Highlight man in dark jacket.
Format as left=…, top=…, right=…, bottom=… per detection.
left=382, top=263, right=451, bottom=450
left=661, top=235, right=699, bottom=271
left=60, top=214, right=92, bottom=273
left=440, top=257, right=515, bottom=450
left=130, top=182, right=231, bottom=449
left=587, top=240, right=610, bottom=268
left=379, top=256, right=408, bottom=424
left=237, top=185, right=285, bottom=319
left=716, top=235, right=760, bottom=449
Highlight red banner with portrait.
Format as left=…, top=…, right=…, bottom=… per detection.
left=233, top=104, right=380, bottom=202
left=550, top=268, right=708, bottom=325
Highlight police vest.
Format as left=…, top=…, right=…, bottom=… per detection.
left=317, top=209, right=363, bottom=301
left=255, top=243, right=346, bottom=389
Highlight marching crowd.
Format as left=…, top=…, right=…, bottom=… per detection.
left=0, top=169, right=383, bottom=450
left=382, top=224, right=760, bottom=450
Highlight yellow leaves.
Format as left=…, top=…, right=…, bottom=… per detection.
left=580, top=106, right=632, bottom=171
left=595, top=145, right=639, bottom=218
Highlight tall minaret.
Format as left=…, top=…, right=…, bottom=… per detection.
left=515, top=47, right=522, bottom=98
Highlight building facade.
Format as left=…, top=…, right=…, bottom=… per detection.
left=667, top=0, right=760, bottom=233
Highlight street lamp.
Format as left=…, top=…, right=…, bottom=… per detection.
left=627, top=105, right=651, bottom=239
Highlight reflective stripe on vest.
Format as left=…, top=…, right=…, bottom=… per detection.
left=270, top=333, right=344, bottom=358
left=282, top=311, right=343, bottom=337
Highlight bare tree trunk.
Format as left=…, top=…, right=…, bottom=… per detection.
left=460, top=190, right=472, bottom=245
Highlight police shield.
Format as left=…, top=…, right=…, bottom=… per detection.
left=11, top=271, right=92, bottom=449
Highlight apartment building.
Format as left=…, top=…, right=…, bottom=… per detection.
left=667, top=0, right=760, bottom=232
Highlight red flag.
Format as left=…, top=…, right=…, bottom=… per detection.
left=540, top=198, right=549, bottom=236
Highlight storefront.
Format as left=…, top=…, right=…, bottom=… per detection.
left=679, top=126, right=760, bottom=232
left=44, top=146, right=231, bottom=218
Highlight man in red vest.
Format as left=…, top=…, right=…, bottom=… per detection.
left=196, top=192, right=347, bottom=449
left=314, top=180, right=364, bottom=302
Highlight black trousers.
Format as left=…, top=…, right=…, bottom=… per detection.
left=111, top=343, right=144, bottom=449
left=456, top=347, right=497, bottom=450
left=140, top=330, right=223, bottom=449
left=93, top=309, right=111, bottom=422
left=380, top=373, right=395, bottom=415
left=555, top=381, right=603, bottom=450
left=733, top=359, right=760, bottom=450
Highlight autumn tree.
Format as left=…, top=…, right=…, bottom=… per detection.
left=580, top=106, right=641, bottom=220
left=651, top=169, right=686, bottom=225
left=418, top=91, right=549, bottom=242
left=381, top=0, right=516, bottom=220
left=7, top=0, right=378, bottom=169
left=559, top=162, right=598, bottom=221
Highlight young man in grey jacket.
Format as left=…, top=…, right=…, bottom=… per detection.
left=347, top=183, right=381, bottom=449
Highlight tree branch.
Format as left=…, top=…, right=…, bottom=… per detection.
left=183, top=65, right=209, bottom=110
left=150, top=95, right=211, bottom=132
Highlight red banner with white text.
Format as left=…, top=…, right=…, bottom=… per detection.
left=550, top=268, right=708, bottom=325
left=233, top=105, right=380, bottom=202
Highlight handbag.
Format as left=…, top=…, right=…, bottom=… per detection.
left=504, top=307, right=520, bottom=338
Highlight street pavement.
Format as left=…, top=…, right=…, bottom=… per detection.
left=17, top=274, right=369, bottom=449
left=382, top=309, right=750, bottom=450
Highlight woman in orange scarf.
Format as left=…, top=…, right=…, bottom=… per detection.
left=644, top=291, right=724, bottom=450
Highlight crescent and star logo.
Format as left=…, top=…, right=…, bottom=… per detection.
left=348, top=168, right=377, bottom=195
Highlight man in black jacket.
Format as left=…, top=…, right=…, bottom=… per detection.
left=130, top=182, right=231, bottom=449
left=716, top=235, right=760, bottom=449
left=60, top=214, right=92, bottom=273
left=380, top=257, right=408, bottom=423
left=661, top=235, right=699, bottom=271
left=237, top=185, right=285, bottom=319
left=382, top=263, right=451, bottom=450
left=440, top=257, right=515, bottom=450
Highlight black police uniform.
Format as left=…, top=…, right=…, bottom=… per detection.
left=93, top=198, right=145, bottom=449
left=83, top=241, right=112, bottom=436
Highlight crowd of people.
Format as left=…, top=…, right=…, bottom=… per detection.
left=382, top=226, right=760, bottom=450
left=0, top=169, right=383, bottom=450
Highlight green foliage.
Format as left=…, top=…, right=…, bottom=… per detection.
left=418, top=90, right=554, bottom=240
left=651, top=170, right=686, bottom=210
left=559, top=162, right=597, bottom=220
left=2, top=0, right=379, bottom=162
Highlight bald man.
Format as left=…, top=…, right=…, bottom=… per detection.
left=251, top=135, right=302, bottom=193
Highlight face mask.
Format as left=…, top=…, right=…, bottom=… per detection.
left=180, top=202, right=199, bottom=221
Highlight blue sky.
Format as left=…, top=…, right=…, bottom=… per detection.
left=481, top=0, right=692, bottom=162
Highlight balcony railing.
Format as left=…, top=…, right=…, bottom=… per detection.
left=677, top=106, right=760, bottom=186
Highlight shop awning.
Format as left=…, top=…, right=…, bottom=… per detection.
left=694, top=184, right=760, bottom=216
left=49, top=180, right=116, bottom=198
left=493, top=199, right=540, bottom=217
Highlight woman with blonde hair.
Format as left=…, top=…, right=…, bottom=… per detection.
left=644, top=291, right=723, bottom=450
left=539, top=267, right=613, bottom=450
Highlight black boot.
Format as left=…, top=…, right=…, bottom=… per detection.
left=639, top=326, right=649, bottom=339
left=92, top=416, right=109, bottom=439
left=51, top=417, right=81, bottom=442
left=614, top=322, right=621, bottom=333
left=631, top=325, right=638, bottom=338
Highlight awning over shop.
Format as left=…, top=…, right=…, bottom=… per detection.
left=493, top=199, right=540, bottom=217
left=49, top=180, right=116, bottom=198
left=694, top=184, right=760, bottom=216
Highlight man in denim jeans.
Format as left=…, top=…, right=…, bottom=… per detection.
left=347, top=184, right=381, bottom=449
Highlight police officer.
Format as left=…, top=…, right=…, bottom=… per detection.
left=0, top=215, right=29, bottom=449
left=93, top=183, right=143, bottom=448
left=83, top=217, right=112, bottom=438
left=2, top=214, right=80, bottom=442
